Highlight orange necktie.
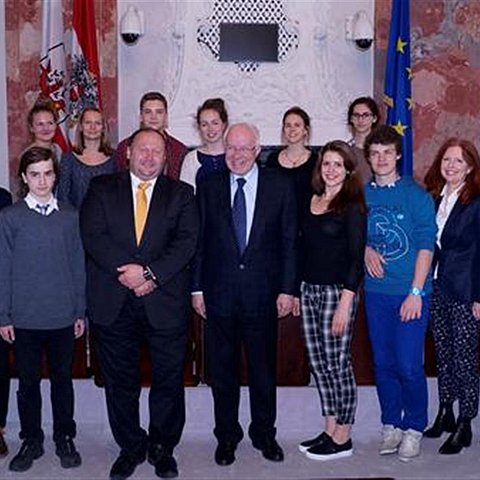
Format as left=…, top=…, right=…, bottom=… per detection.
left=135, top=182, right=150, bottom=244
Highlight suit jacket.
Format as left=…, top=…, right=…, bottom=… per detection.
left=434, top=195, right=480, bottom=303
left=80, top=172, right=199, bottom=328
left=0, top=188, right=12, bottom=211
left=193, top=167, right=297, bottom=317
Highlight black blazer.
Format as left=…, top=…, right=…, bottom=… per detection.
left=435, top=195, right=480, bottom=303
left=193, top=167, right=297, bottom=317
left=0, top=188, right=12, bottom=211
left=80, top=172, right=199, bottom=328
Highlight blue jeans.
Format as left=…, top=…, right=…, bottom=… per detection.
left=365, top=292, right=429, bottom=432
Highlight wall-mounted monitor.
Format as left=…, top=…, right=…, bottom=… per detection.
left=219, top=23, right=279, bottom=62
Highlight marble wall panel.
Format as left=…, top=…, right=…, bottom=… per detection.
left=374, top=0, right=480, bottom=182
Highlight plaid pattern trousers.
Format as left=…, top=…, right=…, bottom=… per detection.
left=301, top=282, right=358, bottom=425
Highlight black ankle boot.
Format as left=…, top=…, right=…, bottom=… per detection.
left=439, top=417, right=472, bottom=454
left=424, top=403, right=456, bottom=438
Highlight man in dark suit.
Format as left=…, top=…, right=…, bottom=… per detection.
left=193, top=123, right=297, bottom=466
left=80, top=129, right=198, bottom=480
left=0, top=187, right=12, bottom=458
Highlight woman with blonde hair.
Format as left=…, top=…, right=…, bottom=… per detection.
left=57, top=107, right=115, bottom=208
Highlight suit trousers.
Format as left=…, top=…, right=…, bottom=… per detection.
left=0, top=338, right=10, bottom=428
left=94, top=294, right=187, bottom=456
left=14, top=326, right=77, bottom=443
left=206, top=309, right=278, bottom=446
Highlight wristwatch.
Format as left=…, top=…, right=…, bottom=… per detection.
left=143, top=266, right=157, bottom=283
left=409, top=286, right=425, bottom=297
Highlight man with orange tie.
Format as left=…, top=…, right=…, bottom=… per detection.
left=80, top=128, right=198, bottom=480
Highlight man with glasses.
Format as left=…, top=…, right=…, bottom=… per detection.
left=192, top=123, right=297, bottom=467
left=363, top=125, right=436, bottom=462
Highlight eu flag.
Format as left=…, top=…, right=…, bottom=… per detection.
left=384, top=0, right=412, bottom=176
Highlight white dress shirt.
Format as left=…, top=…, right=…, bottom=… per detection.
left=24, top=193, right=59, bottom=215
left=130, top=172, right=159, bottom=213
left=434, top=182, right=463, bottom=279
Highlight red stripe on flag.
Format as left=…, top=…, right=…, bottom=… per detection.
left=72, top=0, right=102, bottom=107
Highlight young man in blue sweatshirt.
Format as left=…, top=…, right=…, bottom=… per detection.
left=363, top=126, right=436, bottom=462
left=0, top=147, right=85, bottom=473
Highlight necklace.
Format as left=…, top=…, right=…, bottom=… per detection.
left=280, top=149, right=308, bottom=168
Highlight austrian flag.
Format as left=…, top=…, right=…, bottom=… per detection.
left=39, top=0, right=70, bottom=152
left=70, top=0, right=102, bottom=122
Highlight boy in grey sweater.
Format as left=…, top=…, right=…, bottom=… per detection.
left=0, top=147, right=85, bottom=472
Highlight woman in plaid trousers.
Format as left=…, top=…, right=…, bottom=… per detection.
left=298, top=141, right=366, bottom=461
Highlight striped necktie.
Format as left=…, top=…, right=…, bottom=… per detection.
left=36, top=203, right=49, bottom=216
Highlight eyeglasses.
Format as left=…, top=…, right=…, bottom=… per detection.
left=351, top=112, right=374, bottom=120
left=225, top=145, right=257, bottom=155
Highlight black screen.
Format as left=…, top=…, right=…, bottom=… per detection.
left=219, top=23, right=279, bottom=62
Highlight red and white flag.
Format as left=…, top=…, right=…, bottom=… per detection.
left=39, top=0, right=70, bottom=152
left=69, top=0, right=102, bottom=123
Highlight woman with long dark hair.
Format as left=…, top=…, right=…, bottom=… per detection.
left=266, top=106, right=316, bottom=202
left=298, top=141, right=366, bottom=461
left=346, top=96, right=380, bottom=183
left=180, top=98, right=228, bottom=190
left=423, top=138, right=480, bottom=454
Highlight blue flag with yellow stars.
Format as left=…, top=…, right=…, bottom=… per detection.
left=384, top=0, right=412, bottom=176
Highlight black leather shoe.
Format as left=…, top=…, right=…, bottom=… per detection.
left=214, top=441, right=236, bottom=466
left=9, top=440, right=44, bottom=472
left=0, top=429, right=8, bottom=457
left=148, top=444, right=178, bottom=478
left=253, top=438, right=284, bottom=462
left=55, top=436, right=82, bottom=468
left=424, top=403, right=455, bottom=438
left=439, top=418, right=472, bottom=455
left=110, top=451, right=145, bottom=480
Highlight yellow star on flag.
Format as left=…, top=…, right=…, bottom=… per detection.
left=384, top=95, right=394, bottom=108
left=406, top=67, right=412, bottom=79
left=392, top=121, right=407, bottom=136
left=407, top=98, right=413, bottom=110
left=396, top=37, right=407, bottom=53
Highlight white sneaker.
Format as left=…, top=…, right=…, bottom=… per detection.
left=398, top=428, right=422, bottom=462
left=379, top=425, right=403, bottom=455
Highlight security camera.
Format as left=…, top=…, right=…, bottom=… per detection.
left=122, top=32, right=140, bottom=45
left=345, top=10, right=374, bottom=51
left=120, top=6, right=144, bottom=46
left=355, top=38, right=373, bottom=51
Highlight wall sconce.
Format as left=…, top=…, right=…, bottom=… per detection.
left=120, top=6, right=145, bottom=46
left=345, top=10, right=374, bottom=51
